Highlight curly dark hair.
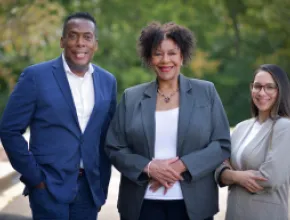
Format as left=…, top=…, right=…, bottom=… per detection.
left=137, top=22, right=196, bottom=67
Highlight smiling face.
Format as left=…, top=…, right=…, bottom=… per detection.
left=251, top=70, right=278, bottom=117
left=60, top=18, right=98, bottom=75
left=150, top=38, right=183, bottom=82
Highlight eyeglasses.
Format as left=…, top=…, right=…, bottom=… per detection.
left=250, top=83, right=278, bottom=95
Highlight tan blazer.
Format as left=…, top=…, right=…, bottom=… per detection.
left=217, top=117, right=290, bottom=220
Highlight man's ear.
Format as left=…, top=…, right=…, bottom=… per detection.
left=60, top=37, right=64, bottom=49
left=94, top=40, right=98, bottom=52
left=181, top=55, right=183, bottom=66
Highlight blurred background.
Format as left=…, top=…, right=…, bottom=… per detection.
left=1, top=0, right=290, bottom=125
left=0, top=0, right=290, bottom=219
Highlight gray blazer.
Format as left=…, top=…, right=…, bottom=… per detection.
left=216, top=118, right=290, bottom=220
left=105, top=74, right=231, bottom=220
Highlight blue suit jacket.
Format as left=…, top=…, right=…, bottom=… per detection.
left=0, top=56, right=117, bottom=207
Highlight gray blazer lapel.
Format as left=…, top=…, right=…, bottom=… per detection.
left=232, top=118, right=273, bottom=169
left=141, top=82, right=157, bottom=159
left=231, top=118, right=256, bottom=167
left=177, top=75, right=195, bottom=155
left=241, top=119, right=273, bottom=169
left=246, top=119, right=273, bottom=149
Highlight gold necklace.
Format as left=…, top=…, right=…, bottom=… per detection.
left=157, top=88, right=179, bottom=103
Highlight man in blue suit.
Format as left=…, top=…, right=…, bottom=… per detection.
left=0, top=12, right=116, bottom=219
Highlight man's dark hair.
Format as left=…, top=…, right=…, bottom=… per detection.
left=62, top=12, right=98, bottom=38
left=137, top=22, right=196, bottom=67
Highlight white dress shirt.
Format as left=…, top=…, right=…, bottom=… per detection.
left=62, top=53, right=95, bottom=167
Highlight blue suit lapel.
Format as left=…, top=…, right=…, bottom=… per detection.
left=83, top=67, right=100, bottom=135
left=52, top=57, right=81, bottom=131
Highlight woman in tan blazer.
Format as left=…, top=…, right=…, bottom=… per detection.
left=216, top=64, right=290, bottom=220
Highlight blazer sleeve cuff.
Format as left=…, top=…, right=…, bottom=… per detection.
left=136, top=161, right=151, bottom=185
left=181, top=170, right=192, bottom=182
left=20, top=170, right=44, bottom=188
left=215, top=163, right=231, bottom=187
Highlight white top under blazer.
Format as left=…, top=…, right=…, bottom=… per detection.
left=144, top=108, right=183, bottom=200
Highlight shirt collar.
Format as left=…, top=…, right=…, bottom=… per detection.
left=62, top=52, right=94, bottom=77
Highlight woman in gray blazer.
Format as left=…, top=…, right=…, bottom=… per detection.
left=216, top=64, right=290, bottom=220
left=105, top=22, right=231, bottom=220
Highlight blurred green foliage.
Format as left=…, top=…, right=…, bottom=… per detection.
left=1, top=0, right=289, bottom=126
